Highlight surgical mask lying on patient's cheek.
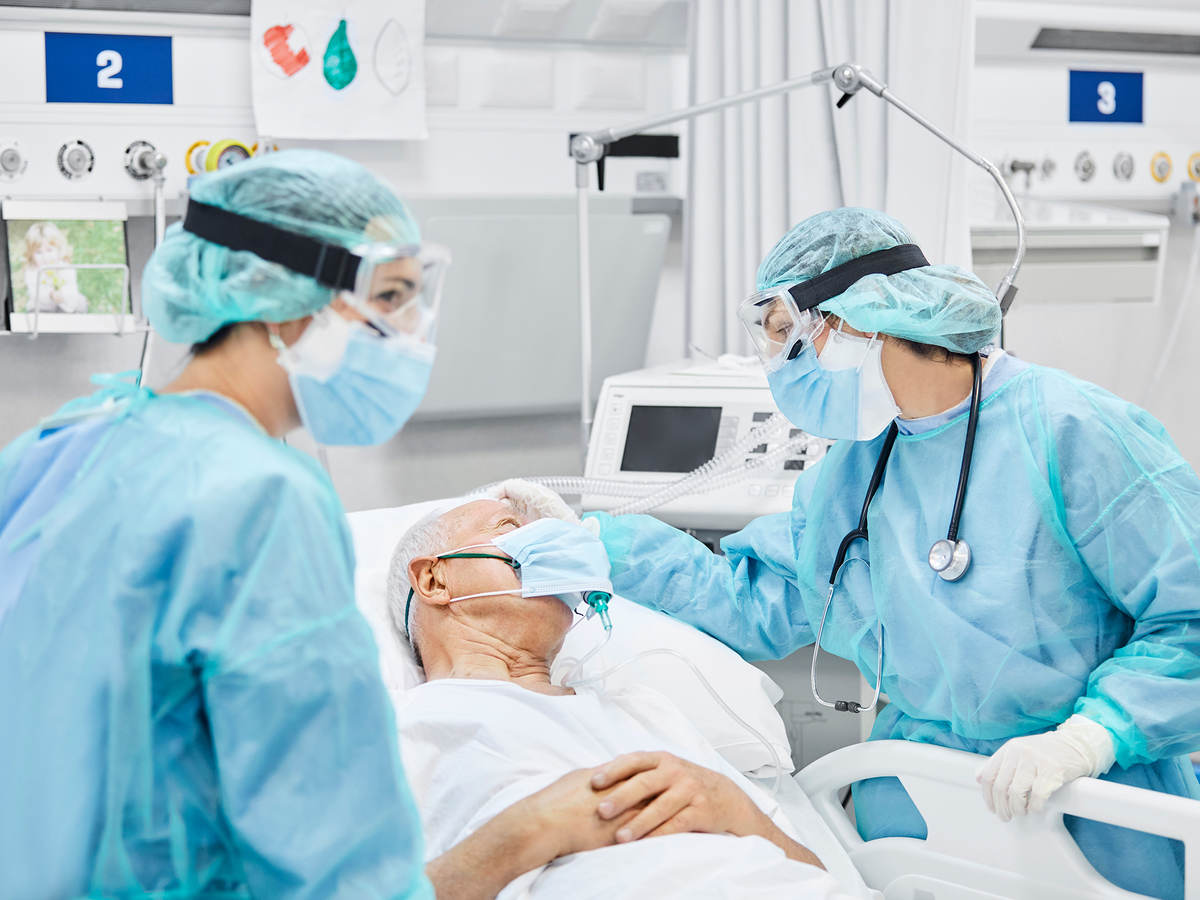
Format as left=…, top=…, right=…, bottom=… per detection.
left=433, top=518, right=614, bottom=625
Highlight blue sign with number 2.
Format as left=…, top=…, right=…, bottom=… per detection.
left=1068, top=69, right=1142, bottom=123
left=45, top=32, right=173, bottom=104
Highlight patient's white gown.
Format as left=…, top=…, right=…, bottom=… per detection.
left=397, top=679, right=868, bottom=899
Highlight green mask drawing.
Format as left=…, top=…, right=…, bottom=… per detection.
left=323, top=19, right=357, bottom=90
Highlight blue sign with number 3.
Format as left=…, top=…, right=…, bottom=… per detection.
left=1069, top=69, right=1142, bottom=123
left=45, top=32, right=173, bottom=104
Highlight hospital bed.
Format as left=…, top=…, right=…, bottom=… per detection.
left=348, top=500, right=1200, bottom=900
left=780, top=740, right=1200, bottom=899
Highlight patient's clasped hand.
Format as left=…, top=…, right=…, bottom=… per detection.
left=388, top=487, right=860, bottom=898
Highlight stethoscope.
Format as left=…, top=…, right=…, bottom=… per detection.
left=810, top=352, right=983, bottom=714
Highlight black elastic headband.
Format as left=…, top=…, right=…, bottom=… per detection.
left=785, top=243, right=930, bottom=312
left=182, top=199, right=362, bottom=292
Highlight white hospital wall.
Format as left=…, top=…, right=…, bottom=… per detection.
left=0, top=6, right=689, bottom=510
left=970, top=0, right=1200, bottom=468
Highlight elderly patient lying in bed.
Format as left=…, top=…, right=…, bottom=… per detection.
left=387, top=493, right=862, bottom=899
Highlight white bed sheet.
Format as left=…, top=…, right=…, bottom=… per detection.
left=396, top=678, right=873, bottom=899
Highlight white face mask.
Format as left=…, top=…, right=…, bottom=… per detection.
left=816, top=329, right=900, bottom=441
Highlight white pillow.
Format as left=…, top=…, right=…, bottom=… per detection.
left=551, top=597, right=794, bottom=775
left=347, top=501, right=794, bottom=776
left=348, top=498, right=468, bottom=697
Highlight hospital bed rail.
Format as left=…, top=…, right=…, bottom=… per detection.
left=796, top=739, right=1200, bottom=900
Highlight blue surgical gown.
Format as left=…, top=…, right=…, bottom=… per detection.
left=0, top=384, right=432, bottom=899
left=589, top=355, right=1200, bottom=900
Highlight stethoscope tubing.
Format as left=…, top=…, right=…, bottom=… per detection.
left=811, top=352, right=983, bottom=713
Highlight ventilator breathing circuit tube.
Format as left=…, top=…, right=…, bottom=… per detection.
left=480, top=412, right=822, bottom=517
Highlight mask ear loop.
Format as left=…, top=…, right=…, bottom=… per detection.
left=404, top=548, right=524, bottom=635
left=436, top=548, right=522, bottom=604
left=862, top=331, right=883, bottom=372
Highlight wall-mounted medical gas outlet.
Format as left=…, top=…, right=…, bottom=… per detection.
left=0, top=144, right=26, bottom=181
left=1151, top=151, right=1173, bottom=183
left=1074, top=150, right=1096, bottom=182
left=1113, top=152, right=1135, bottom=182
left=57, top=139, right=95, bottom=180
left=124, top=140, right=166, bottom=181
left=1189, top=153, right=1200, bottom=182
left=185, top=139, right=254, bottom=175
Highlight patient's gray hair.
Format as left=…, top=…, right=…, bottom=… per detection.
left=387, top=508, right=458, bottom=666
left=386, top=482, right=570, bottom=665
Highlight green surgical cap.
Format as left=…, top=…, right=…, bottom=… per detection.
left=755, top=207, right=1001, bottom=354
left=143, top=148, right=421, bottom=343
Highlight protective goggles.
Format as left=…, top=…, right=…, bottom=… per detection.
left=738, top=243, right=929, bottom=371
left=182, top=199, right=450, bottom=341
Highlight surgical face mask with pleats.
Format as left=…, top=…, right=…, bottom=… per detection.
left=404, top=518, right=614, bottom=636
left=273, top=307, right=435, bottom=446
left=766, top=325, right=899, bottom=441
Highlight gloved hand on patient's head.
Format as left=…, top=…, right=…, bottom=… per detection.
left=490, top=479, right=579, bottom=524
left=977, top=714, right=1117, bottom=821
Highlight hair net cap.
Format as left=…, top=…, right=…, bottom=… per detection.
left=755, top=207, right=1001, bottom=354
left=143, top=148, right=421, bottom=344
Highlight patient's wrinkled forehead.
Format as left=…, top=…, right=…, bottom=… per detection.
left=443, top=499, right=523, bottom=547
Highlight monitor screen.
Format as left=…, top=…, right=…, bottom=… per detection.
left=4, top=201, right=128, bottom=324
left=620, top=405, right=722, bottom=473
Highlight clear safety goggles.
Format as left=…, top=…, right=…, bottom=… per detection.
left=737, top=286, right=827, bottom=372
left=339, top=242, right=450, bottom=342
left=738, top=244, right=935, bottom=371
left=182, top=199, right=451, bottom=342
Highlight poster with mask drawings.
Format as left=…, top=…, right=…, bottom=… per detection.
left=251, top=0, right=426, bottom=140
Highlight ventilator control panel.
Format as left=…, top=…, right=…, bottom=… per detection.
left=583, top=359, right=829, bottom=531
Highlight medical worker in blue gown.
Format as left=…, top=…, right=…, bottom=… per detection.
left=0, top=150, right=607, bottom=899
left=586, top=208, right=1200, bottom=899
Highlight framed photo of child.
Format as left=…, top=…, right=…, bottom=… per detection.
left=3, top=200, right=131, bottom=334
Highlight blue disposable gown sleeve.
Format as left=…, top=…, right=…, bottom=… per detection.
left=1053, top=383, right=1200, bottom=769
left=586, top=507, right=814, bottom=660
left=192, top=474, right=432, bottom=899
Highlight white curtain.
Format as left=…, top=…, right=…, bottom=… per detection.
left=686, top=0, right=977, bottom=356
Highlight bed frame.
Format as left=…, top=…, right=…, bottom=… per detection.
left=796, top=740, right=1200, bottom=899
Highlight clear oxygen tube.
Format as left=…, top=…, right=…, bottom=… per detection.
left=1141, top=218, right=1200, bottom=404
left=476, top=413, right=822, bottom=517
left=559, top=645, right=786, bottom=797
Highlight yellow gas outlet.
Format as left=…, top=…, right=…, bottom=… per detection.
left=185, top=140, right=210, bottom=175
left=205, top=139, right=252, bottom=171
left=1188, top=153, right=1200, bottom=182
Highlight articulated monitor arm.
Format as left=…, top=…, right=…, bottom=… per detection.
left=569, top=61, right=1025, bottom=450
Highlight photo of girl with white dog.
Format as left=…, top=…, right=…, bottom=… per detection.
left=6, top=218, right=127, bottom=316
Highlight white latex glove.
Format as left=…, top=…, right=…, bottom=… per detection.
left=977, top=715, right=1116, bottom=821
left=492, top=478, right=579, bottom=523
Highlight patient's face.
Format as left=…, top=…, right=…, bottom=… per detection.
left=441, top=499, right=527, bottom=598
left=417, top=499, right=574, bottom=655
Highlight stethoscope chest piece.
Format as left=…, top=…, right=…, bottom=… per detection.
left=929, top=538, right=971, bottom=581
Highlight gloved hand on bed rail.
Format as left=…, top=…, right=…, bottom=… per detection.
left=977, top=715, right=1117, bottom=821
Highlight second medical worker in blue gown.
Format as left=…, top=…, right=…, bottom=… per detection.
left=586, top=208, right=1200, bottom=900
left=0, top=150, right=628, bottom=899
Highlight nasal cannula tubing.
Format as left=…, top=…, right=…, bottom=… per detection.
left=561, top=646, right=786, bottom=797
left=559, top=625, right=614, bottom=685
